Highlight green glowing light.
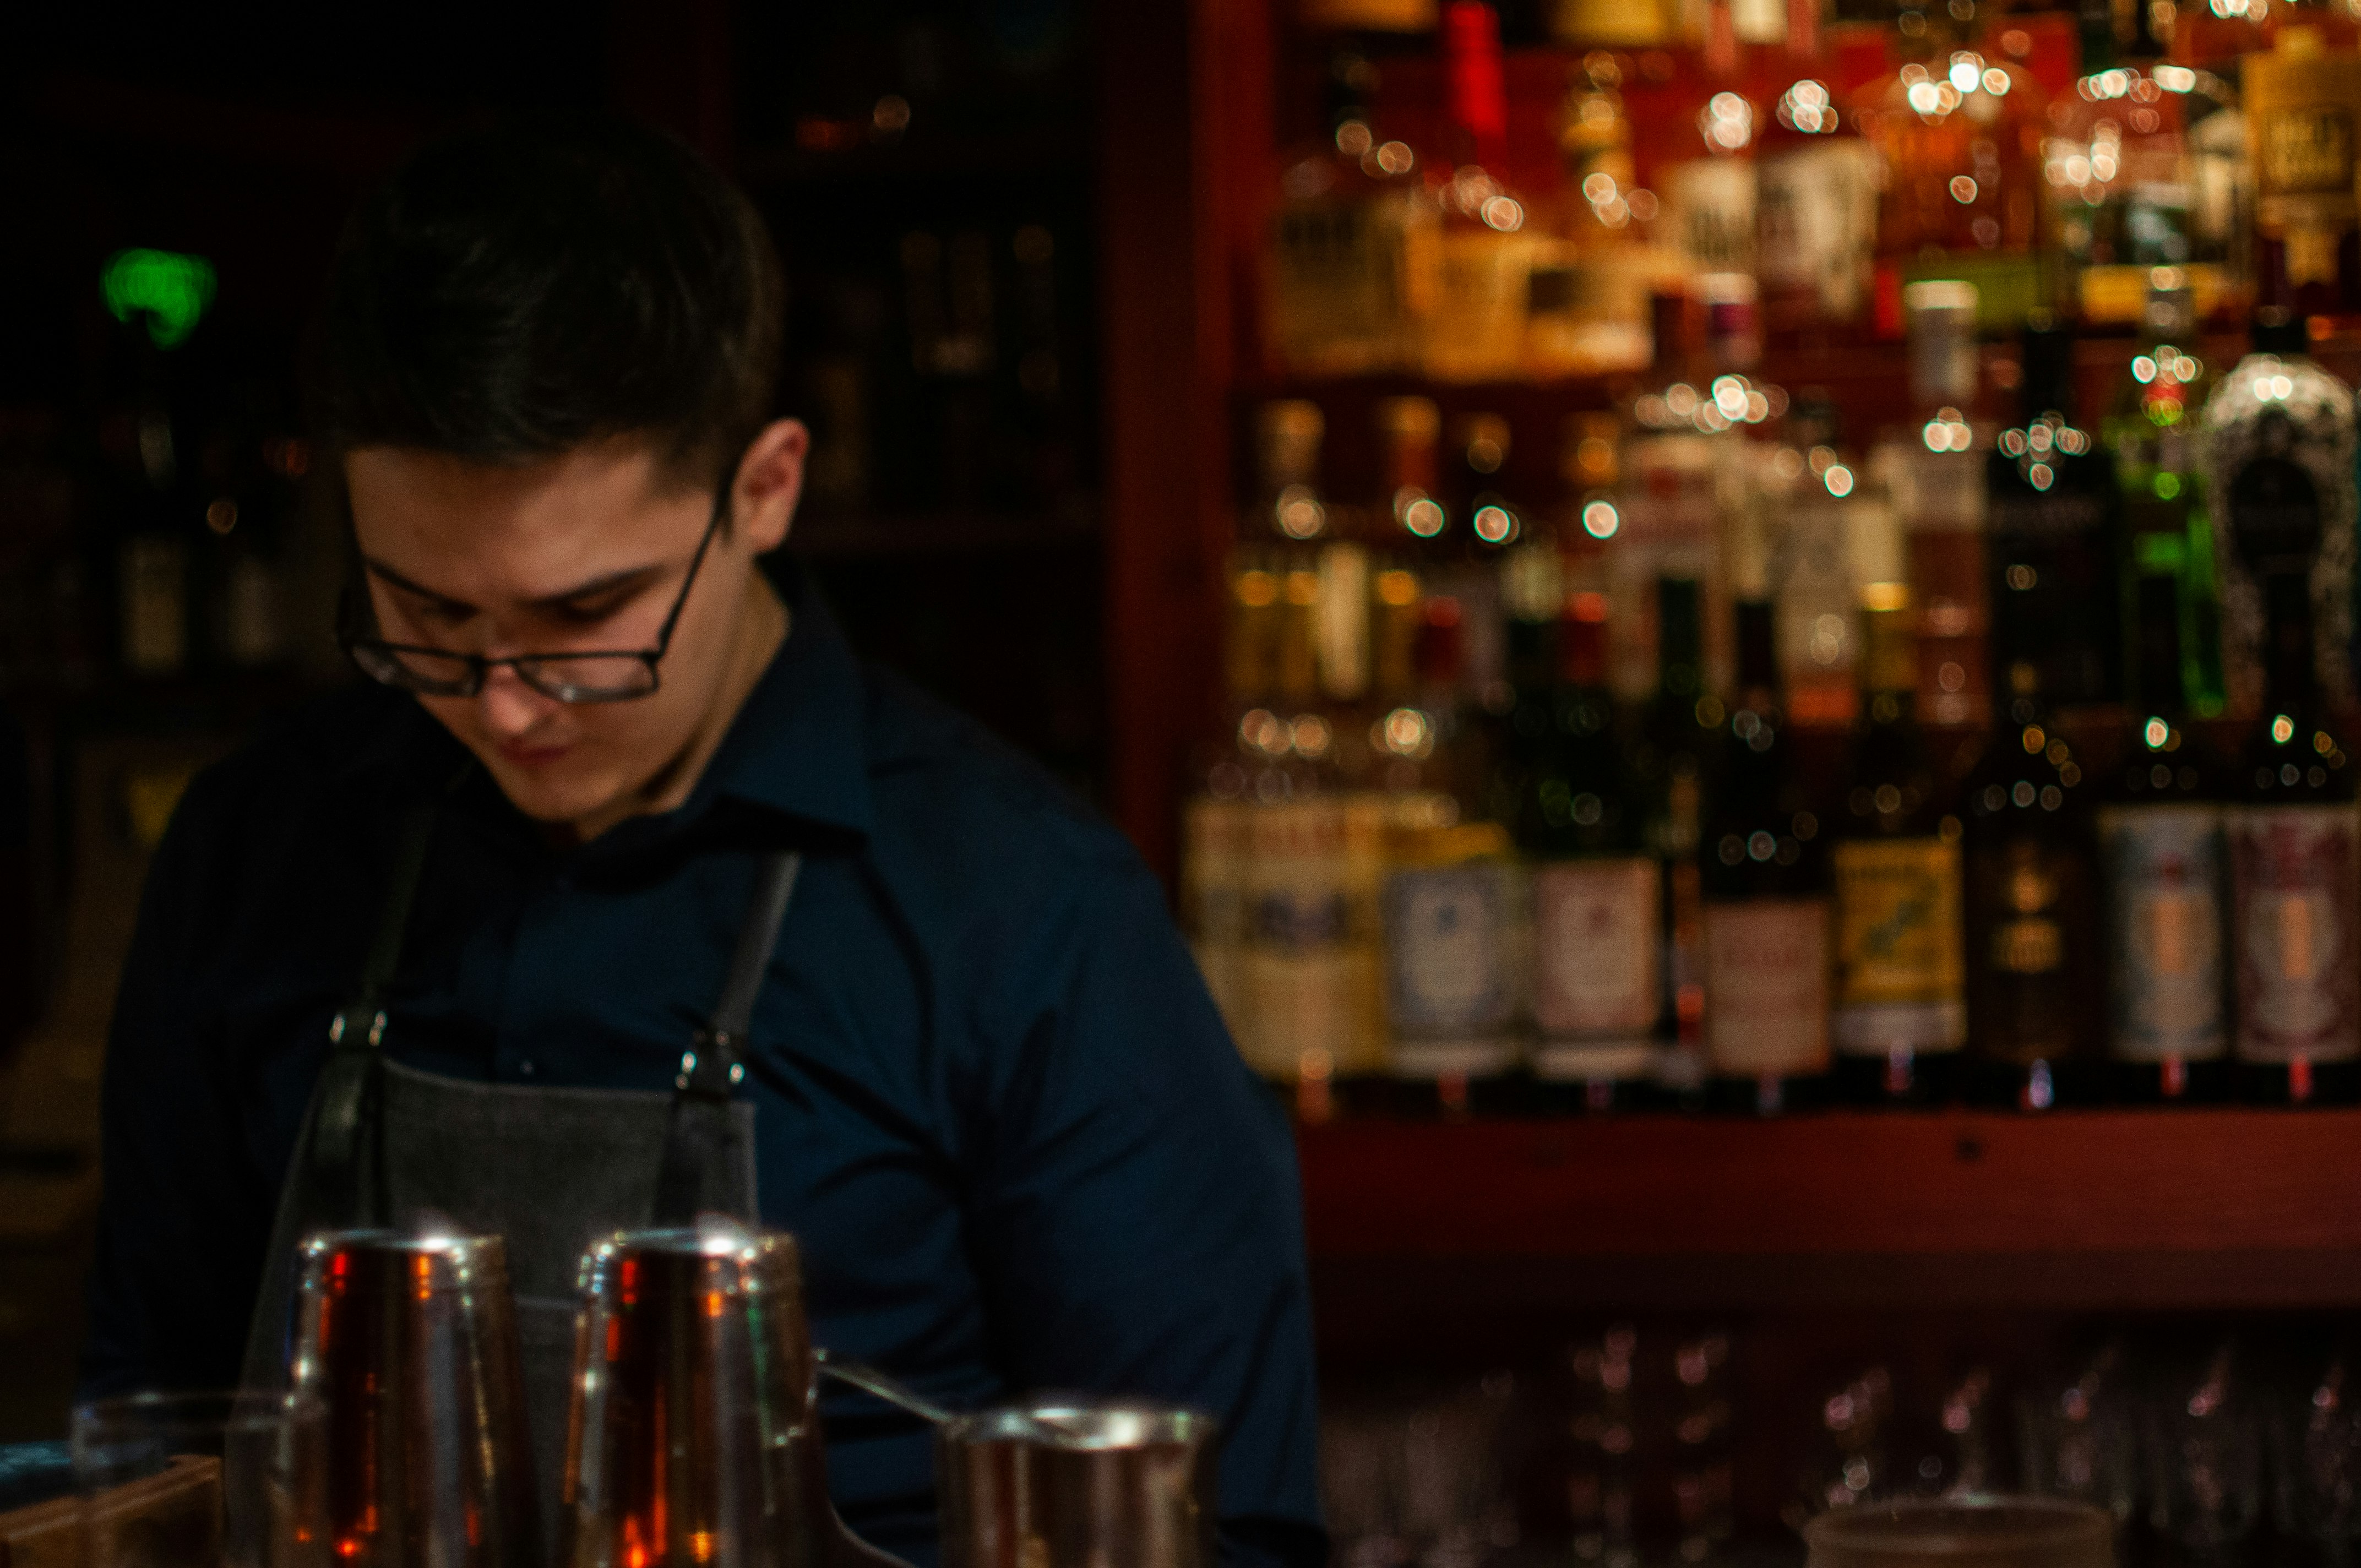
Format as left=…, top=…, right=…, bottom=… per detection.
left=2152, top=471, right=2182, bottom=500
left=102, top=249, right=217, bottom=348
left=2134, top=532, right=2184, bottom=571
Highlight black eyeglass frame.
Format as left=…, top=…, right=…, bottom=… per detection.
left=339, top=479, right=732, bottom=705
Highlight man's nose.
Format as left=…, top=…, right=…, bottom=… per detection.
left=477, top=665, right=558, bottom=736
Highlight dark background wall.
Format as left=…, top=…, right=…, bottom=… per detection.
left=0, top=0, right=1103, bottom=1434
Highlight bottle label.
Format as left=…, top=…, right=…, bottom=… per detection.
left=1383, top=861, right=1521, bottom=1036
left=2260, top=108, right=2353, bottom=198
left=1532, top=858, right=1660, bottom=1037
left=2101, top=804, right=2228, bottom=1063
left=1664, top=156, right=1756, bottom=274
left=2229, top=804, right=2361, bottom=1062
left=1704, top=899, right=1830, bottom=1074
left=1756, top=141, right=1874, bottom=319
left=1831, top=838, right=1965, bottom=1055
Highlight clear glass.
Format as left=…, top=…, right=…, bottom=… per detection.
left=70, top=1391, right=330, bottom=1568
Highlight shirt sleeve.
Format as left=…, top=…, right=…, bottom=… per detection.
left=80, top=767, right=275, bottom=1396
left=964, top=849, right=1326, bottom=1568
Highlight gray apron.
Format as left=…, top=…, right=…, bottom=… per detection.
left=240, top=775, right=801, bottom=1537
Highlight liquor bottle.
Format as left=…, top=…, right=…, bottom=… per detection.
left=2245, top=25, right=2361, bottom=317
left=1986, top=313, right=2122, bottom=706
left=2101, top=574, right=2231, bottom=1103
left=1635, top=575, right=1719, bottom=1082
left=1830, top=588, right=1966, bottom=1104
left=1527, top=52, right=1651, bottom=378
left=1961, top=648, right=2101, bottom=1110
left=2200, top=307, right=2358, bottom=720
left=1700, top=597, right=1831, bottom=1112
left=1524, top=591, right=1662, bottom=1108
left=1420, top=1, right=1541, bottom=382
left=2227, top=563, right=2360, bottom=1103
left=1440, top=412, right=1517, bottom=714
left=2049, top=1, right=2246, bottom=325
left=1872, top=279, right=1989, bottom=728
left=1847, top=10, right=2048, bottom=330
left=1269, top=43, right=1433, bottom=375
left=1755, top=15, right=1877, bottom=349
left=2103, top=268, right=2225, bottom=717
left=1380, top=813, right=1524, bottom=1096
left=1772, top=396, right=1867, bottom=728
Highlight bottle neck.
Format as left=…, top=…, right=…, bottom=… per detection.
left=2018, top=329, right=2075, bottom=424
left=1860, top=601, right=1916, bottom=709
left=2132, top=574, right=2190, bottom=720
left=1734, top=598, right=1780, bottom=705
left=2264, top=570, right=2319, bottom=714
left=1658, top=576, right=1704, bottom=700
left=1562, top=605, right=1609, bottom=690
left=1439, top=0, right=1508, bottom=170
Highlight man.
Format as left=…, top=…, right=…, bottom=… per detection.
left=82, top=118, right=1321, bottom=1568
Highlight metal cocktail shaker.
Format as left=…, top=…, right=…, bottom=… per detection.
left=558, top=1219, right=905, bottom=1568
left=286, top=1229, right=539, bottom=1568
left=936, top=1402, right=1219, bottom=1568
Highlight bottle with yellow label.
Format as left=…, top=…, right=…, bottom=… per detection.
left=1962, top=645, right=2101, bottom=1110
left=2245, top=24, right=2361, bottom=316
left=1830, top=589, right=1966, bottom=1106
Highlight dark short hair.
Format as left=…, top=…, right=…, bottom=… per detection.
left=314, top=116, right=784, bottom=489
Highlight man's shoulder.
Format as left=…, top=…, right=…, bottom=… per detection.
left=852, top=661, right=1146, bottom=900
left=173, top=682, right=433, bottom=845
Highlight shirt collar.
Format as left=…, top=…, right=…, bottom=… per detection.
left=343, top=559, right=877, bottom=846
left=689, top=562, right=875, bottom=839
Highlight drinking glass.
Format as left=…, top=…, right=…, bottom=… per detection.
left=70, top=1391, right=329, bottom=1568
left=1805, top=1497, right=2115, bottom=1568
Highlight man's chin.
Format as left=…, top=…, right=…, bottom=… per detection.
left=478, top=754, right=619, bottom=831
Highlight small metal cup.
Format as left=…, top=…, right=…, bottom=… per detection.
left=287, top=1229, right=538, bottom=1568
left=937, top=1401, right=1219, bottom=1568
left=559, top=1219, right=904, bottom=1568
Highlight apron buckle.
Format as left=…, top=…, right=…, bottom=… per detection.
left=677, top=1035, right=745, bottom=1097
left=328, top=1006, right=388, bottom=1048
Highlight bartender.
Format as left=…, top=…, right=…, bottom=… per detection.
left=80, top=118, right=1323, bottom=1568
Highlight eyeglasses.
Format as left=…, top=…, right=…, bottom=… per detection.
left=340, top=483, right=728, bottom=704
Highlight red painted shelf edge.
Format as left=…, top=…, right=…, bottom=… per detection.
left=1296, top=1110, right=2361, bottom=1265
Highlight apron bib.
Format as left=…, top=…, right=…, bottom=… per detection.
left=241, top=775, right=798, bottom=1541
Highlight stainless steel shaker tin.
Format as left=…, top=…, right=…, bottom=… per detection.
left=289, top=1228, right=538, bottom=1568
left=936, top=1401, right=1219, bottom=1568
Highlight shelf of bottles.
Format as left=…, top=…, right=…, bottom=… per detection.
left=1182, top=0, right=2361, bottom=1119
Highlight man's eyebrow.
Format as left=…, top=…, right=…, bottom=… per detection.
left=362, top=558, right=664, bottom=613
left=362, top=556, right=476, bottom=616
left=526, top=563, right=664, bottom=609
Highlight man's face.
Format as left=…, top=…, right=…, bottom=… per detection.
left=346, top=433, right=797, bottom=835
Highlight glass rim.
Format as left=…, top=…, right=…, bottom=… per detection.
left=1803, top=1494, right=2117, bottom=1553
left=72, top=1389, right=324, bottom=1437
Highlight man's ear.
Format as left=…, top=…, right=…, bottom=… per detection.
left=732, top=418, right=809, bottom=554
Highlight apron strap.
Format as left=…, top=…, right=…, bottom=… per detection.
left=305, top=767, right=467, bottom=1229
left=654, top=850, right=800, bottom=1222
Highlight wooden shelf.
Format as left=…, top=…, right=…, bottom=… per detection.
left=1298, top=1112, right=2361, bottom=1321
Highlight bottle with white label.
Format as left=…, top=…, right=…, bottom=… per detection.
left=2101, top=574, right=2231, bottom=1103
left=1517, top=591, right=1660, bottom=1109
left=2229, top=570, right=2359, bottom=1104
left=1381, top=813, right=1523, bottom=1095
left=1701, top=597, right=1830, bottom=1112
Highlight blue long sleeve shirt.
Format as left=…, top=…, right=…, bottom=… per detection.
left=80, top=564, right=1323, bottom=1568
